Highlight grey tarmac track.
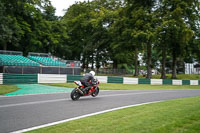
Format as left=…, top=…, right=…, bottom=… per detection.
left=0, top=89, right=200, bottom=133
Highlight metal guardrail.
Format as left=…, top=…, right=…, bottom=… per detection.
left=0, top=50, right=22, bottom=55
left=0, top=66, right=81, bottom=75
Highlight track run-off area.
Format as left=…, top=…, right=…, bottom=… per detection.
left=0, top=88, right=200, bottom=133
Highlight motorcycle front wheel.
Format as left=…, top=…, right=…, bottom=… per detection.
left=71, top=88, right=80, bottom=100
left=92, top=87, right=99, bottom=97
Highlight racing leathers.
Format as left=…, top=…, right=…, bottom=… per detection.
left=80, top=73, right=95, bottom=94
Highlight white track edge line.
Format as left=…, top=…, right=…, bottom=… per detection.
left=11, top=100, right=163, bottom=133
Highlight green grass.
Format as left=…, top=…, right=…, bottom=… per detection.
left=1, top=83, right=199, bottom=95
left=27, top=96, right=200, bottom=133
left=131, top=74, right=200, bottom=80
left=0, top=85, right=19, bottom=95
left=43, top=83, right=200, bottom=90
left=176, top=74, right=200, bottom=80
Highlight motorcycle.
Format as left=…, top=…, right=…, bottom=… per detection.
left=70, top=79, right=100, bottom=100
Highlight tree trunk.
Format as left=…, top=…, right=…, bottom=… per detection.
left=113, top=59, right=118, bottom=69
left=3, top=43, right=7, bottom=50
left=172, top=50, right=177, bottom=79
left=134, top=48, right=139, bottom=76
left=146, top=42, right=152, bottom=79
left=91, top=54, right=94, bottom=69
left=81, top=56, right=86, bottom=69
left=86, top=57, right=89, bottom=69
left=161, top=46, right=166, bottom=79
left=96, top=51, right=100, bottom=75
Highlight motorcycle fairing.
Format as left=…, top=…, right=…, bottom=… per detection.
left=74, top=81, right=84, bottom=87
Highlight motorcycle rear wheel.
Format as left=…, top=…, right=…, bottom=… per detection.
left=71, top=89, right=80, bottom=100
left=92, top=87, right=99, bottom=97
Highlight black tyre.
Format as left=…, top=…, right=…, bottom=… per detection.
left=71, top=88, right=80, bottom=100
left=92, top=87, right=99, bottom=97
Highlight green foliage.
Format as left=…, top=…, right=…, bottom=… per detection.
left=0, top=0, right=200, bottom=79
left=0, top=0, right=69, bottom=58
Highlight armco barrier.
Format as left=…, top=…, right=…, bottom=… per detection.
left=0, top=73, right=199, bottom=85
left=190, top=80, right=198, bottom=85
left=3, top=73, right=37, bottom=84
left=123, top=77, right=138, bottom=84
left=95, top=76, right=107, bottom=83
left=108, top=76, right=123, bottom=83
left=67, top=75, right=83, bottom=83
left=163, top=79, right=172, bottom=85
left=182, top=80, right=190, bottom=85
left=151, top=79, right=162, bottom=85
left=0, top=73, right=2, bottom=84
left=172, top=80, right=182, bottom=85
left=139, top=79, right=150, bottom=84
left=38, top=74, right=66, bottom=83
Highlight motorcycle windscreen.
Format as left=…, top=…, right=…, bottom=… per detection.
left=74, top=81, right=83, bottom=86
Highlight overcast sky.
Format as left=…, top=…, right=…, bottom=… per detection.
left=50, top=0, right=91, bottom=16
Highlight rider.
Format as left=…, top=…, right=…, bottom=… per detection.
left=80, top=71, right=96, bottom=94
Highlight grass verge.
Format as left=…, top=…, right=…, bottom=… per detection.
left=0, top=85, right=19, bottom=95
left=27, top=96, right=200, bottom=133
left=43, top=83, right=200, bottom=90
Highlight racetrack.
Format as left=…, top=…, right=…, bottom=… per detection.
left=1, top=89, right=200, bottom=133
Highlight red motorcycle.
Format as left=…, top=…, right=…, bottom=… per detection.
left=71, top=79, right=100, bottom=100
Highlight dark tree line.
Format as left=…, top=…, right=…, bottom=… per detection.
left=0, top=0, right=200, bottom=79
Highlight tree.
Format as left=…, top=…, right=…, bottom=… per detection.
left=63, top=0, right=123, bottom=69
left=63, top=1, right=95, bottom=67
left=0, top=0, right=61, bottom=55
left=0, top=1, right=23, bottom=50
left=125, top=0, right=157, bottom=78
left=109, top=1, right=141, bottom=75
left=158, top=0, right=198, bottom=79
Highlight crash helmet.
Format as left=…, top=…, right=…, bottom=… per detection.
left=89, top=71, right=95, bottom=76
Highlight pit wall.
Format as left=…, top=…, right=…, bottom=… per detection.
left=0, top=73, right=200, bottom=85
